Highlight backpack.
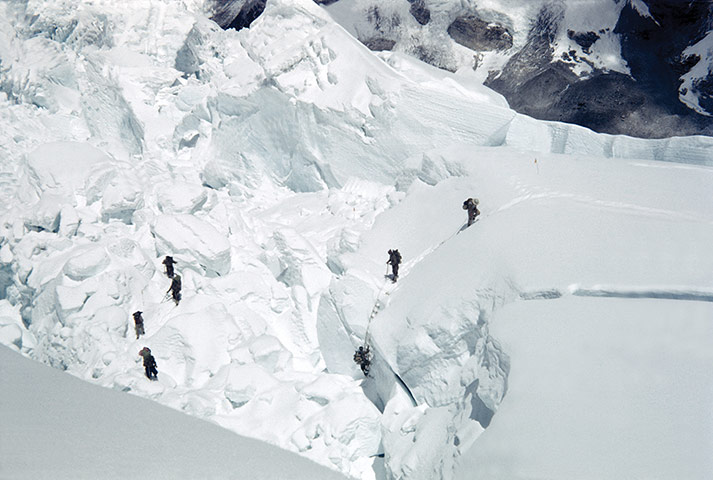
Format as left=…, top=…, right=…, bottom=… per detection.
left=463, top=198, right=479, bottom=209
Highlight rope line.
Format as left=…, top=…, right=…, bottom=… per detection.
left=363, top=278, right=391, bottom=347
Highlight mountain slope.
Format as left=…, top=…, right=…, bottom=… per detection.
left=0, top=345, right=345, bottom=480
left=458, top=297, right=713, bottom=480
left=312, top=0, right=713, bottom=138
left=0, top=0, right=711, bottom=479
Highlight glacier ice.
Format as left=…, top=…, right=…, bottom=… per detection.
left=0, top=0, right=711, bottom=479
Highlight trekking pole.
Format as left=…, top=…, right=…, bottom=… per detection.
left=161, top=289, right=171, bottom=303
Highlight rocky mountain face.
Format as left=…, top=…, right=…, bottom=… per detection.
left=209, top=0, right=267, bottom=31
left=486, top=0, right=713, bottom=138
left=210, top=0, right=712, bottom=139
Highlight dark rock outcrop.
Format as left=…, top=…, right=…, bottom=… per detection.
left=486, top=3, right=564, bottom=93
left=409, top=44, right=458, bottom=72
left=447, top=15, right=513, bottom=51
left=210, top=0, right=266, bottom=31
left=567, top=30, right=599, bottom=54
left=408, top=0, right=431, bottom=26
left=486, top=1, right=713, bottom=138
left=363, top=38, right=397, bottom=51
left=358, top=6, right=401, bottom=52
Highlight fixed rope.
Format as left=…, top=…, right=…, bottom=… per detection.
left=363, top=277, right=390, bottom=346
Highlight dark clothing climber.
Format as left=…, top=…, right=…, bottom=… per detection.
left=353, top=345, right=371, bottom=376
left=463, top=198, right=480, bottom=226
left=387, top=249, right=401, bottom=282
left=133, top=311, right=145, bottom=339
left=168, top=274, right=182, bottom=305
left=163, top=256, right=177, bottom=278
left=139, top=347, right=158, bottom=380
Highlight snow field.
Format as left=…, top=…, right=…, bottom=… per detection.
left=318, top=145, right=713, bottom=478
left=458, top=297, right=713, bottom=480
left=0, top=0, right=712, bottom=478
left=2, top=146, right=398, bottom=477
left=0, top=344, right=345, bottom=480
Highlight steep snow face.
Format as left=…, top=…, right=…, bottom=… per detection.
left=0, top=0, right=712, bottom=479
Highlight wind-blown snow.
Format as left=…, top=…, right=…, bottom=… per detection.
left=0, top=0, right=712, bottom=479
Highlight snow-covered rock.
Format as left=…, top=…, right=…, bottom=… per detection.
left=325, top=0, right=713, bottom=138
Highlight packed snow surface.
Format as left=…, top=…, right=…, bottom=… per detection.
left=0, top=345, right=345, bottom=480
left=457, top=297, right=713, bottom=480
left=0, top=0, right=712, bottom=479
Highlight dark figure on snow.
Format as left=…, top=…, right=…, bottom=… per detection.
left=463, top=198, right=480, bottom=226
left=387, top=249, right=401, bottom=282
left=353, top=345, right=371, bottom=376
left=168, top=274, right=182, bottom=305
left=139, top=347, right=158, bottom=380
left=162, top=256, right=177, bottom=279
left=133, top=311, right=145, bottom=339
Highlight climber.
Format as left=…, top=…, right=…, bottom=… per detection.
left=133, top=311, right=145, bottom=339
left=167, top=274, right=182, bottom=305
left=462, top=198, right=480, bottom=226
left=387, top=249, right=401, bottom=282
left=162, top=255, right=177, bottom=278
left=138, top=347, right=158, bottom=380
left=353, top=345, right=371, bottom=376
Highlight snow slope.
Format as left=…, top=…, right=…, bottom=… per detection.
left=318, top=145, right=713, bottom=478
left=0, top=0, right=712, bottom=479
left=323, top=0, right=713, bottom=137
left=0, top=345, right=344, bottom=480
left=457, top=297, right=713, bottom=480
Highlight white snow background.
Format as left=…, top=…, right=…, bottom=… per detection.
left=0, top=344, right=345, bottom=480
left=0, top=0, right=711, bottom=479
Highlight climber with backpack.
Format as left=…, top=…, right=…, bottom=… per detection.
left=133, top=311, right=145, bottom=339
left=353, top=345, right=371, bottom=376
left=463, top=198, right=480, bottom=227
left=387, top=249, right=402, bottom=283
left=167, top=274, right=182, bottom=305
left=138, top=347, right=158, bottom=380
left=162, top=255, right=177, bottom=279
